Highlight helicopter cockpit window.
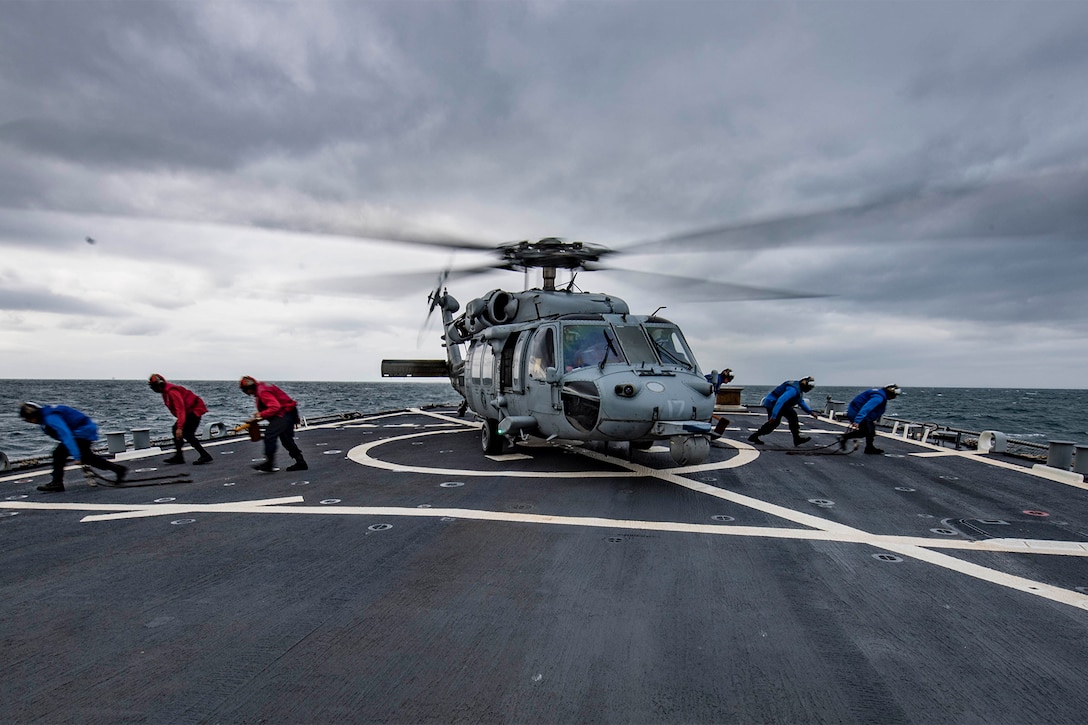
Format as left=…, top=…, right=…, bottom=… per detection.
left=562, top=324, right=621, bottom=371
left=611, top=324, right=657, bottom=366
left=645, top=325, right=698, bottom=370
left=527, top=327, right=556, bottom=381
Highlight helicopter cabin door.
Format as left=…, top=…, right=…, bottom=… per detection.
left=468, top=340, right=498, bottom=417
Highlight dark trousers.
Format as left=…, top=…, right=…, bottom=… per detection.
left=52, top=439, right=124, bottom=484
left=842, top=419, right=878, bottom=448
left=173, top=415, right=210, bottom=459
left=263, top=410, right=302, bottom=462
left=754, top=406, right=803, bottom=442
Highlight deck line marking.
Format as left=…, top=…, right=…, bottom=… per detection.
left=577, top=446, right=1088, bottom=610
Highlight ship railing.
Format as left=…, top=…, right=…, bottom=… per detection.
left=879, top=417, right=1049, bottom=460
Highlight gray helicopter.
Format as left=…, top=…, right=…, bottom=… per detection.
left=380, top=237, right=816, bottom=465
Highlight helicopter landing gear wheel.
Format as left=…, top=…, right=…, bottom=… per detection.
left=481, top=418, right=503, bottom=455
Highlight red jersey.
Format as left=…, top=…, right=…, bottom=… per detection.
left=161, top=382, right=208, bottom=428
left=254, top=382, right=297, bottom=419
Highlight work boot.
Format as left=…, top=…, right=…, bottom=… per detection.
left=838, top=435, right=847, bottom=451
left=163, top=454, right=185, bottom=465
left=747, top=434, right=763, bottom=445
left=37, top=481, right=65, bottom=493
left=863, top=446, right=885, bottom=455
left=793, top=436, right=811, bottom=447
left=193, top=454, right=214, bottom=465
left=286, top=457, right=308, bottom=472
left=115, top=466, right=127, bottom=484
left=253, top=460, right=276, bottom=473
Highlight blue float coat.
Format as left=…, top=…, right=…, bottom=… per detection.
left=847, top=388, right=889, bottom=424
left=39, top=405, right=99, bottom=462
left=764, top=381, right=814, bottom=418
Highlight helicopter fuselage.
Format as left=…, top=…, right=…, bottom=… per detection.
left=438, top=287, right=715, bottom=465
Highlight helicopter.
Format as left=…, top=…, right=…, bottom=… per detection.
left=378, top=236, right=816, bottom=466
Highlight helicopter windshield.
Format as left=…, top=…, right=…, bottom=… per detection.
left=611, top=323, right=658, bottom=366
left=562, top=324, right=616, bottom=371
left=645, top=325, right=698, bottom=371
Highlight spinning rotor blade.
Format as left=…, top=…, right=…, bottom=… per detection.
left=588, top=265, right=827, bottom=301
left=297, top=263, right=505, bottom=298
left=619, top=169, right=1088, bottom=254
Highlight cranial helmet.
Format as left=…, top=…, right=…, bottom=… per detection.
left=148, top=373, right=167, bottom=392
left=239, top=376, right=258, bottom=392
left=799, top=376, right=816, bottom=392
left=18, top=402, right=42, bottom=421
left=884, top=384, right=902, bottom=399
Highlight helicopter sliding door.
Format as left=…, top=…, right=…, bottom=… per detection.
left=467, top=340, right=498, bottom=416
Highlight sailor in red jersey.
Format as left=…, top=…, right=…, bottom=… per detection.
left=148, top=374, right=214, bottom=465
left=239, top=376, right=307, bottom=472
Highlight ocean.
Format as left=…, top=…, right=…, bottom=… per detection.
left=2, top=379, right=1086, bottom=463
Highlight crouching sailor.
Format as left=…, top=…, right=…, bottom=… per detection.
left=239, top=376, right=307, bottom=472
left=18, top=402, right=127, bottom=492
left=148, top=374, right=213, bottom=465
left=748, top=376, right=820, bottom=447
left=839, top=385, right=901, bottom=454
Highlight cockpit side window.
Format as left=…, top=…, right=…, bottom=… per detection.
left=527, top=327, right=556, bottom=381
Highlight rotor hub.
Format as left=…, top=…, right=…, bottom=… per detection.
left=497, top=238, right=611, bottom=271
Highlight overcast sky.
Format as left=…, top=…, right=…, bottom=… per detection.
left=2, top=0, right=1087, bottom=388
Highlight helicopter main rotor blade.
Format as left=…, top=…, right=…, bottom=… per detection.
left=295, top=263, right=506, bottom=298
left=590, top=266, right=827, bottom=301
left=619, top=169, right=1088, bottom=254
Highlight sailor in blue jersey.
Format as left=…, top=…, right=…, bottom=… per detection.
left=839, top=385, right=901, bottom=454
left=748, top=377, right=819, bottom=446
left=18, top=402, right=127, bottom=492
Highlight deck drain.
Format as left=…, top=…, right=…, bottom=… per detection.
left=606, top=536, right=625, bottom=543
left=711, top=515, right=735, bottom=522
left=12, top=479, right=33, bottom=484
left=938, top=475, right=960, bottom=481
left=368, top=523, right=393, bottom=531
left=418, top=504, right=432, bottom=508
left=441, top=517, right=456, bottom=522
left=702, top=477, right=718, bottom=483
left=5, top=495, right=28, bottom=500
left=917, top=513, right=934, bottom=519
left=440, top=481, right=465, bottom=488
left=978, top=519, right=1008, bottom=525
left=135, top=467, right=158, bottom=473
left=872, top=553, right=903, bottom=562
left=319, top=499, right=341, bottom=505
left=412, top=442, right=425, bottom=445
left=894, top=487, right=916, bottom=492
left=510, top=503, right=534, bottom=510
left=1076, top=587, right=1088, bottom=594
left=930, top=528, right=958, bottom=536
left=224, top=482, right=236, bottom=487
left=170, top=519, right=196, bottom=526
left=440, top=449, right=454, bottom=454
left=322, top=449, right=343, bottom=455
left=0, top=511, right=19, bottom=518
left=291, top=480, right=311, bottom=486
left=154, top=497, right=176, bottom=503
left=808, top=498, right=835, bottom=507
left=315, top=442, right=329, bottom=446
left=220, top=451, right=235, bottom=455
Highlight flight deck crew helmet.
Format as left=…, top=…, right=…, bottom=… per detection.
left=239, top=376, right=258, bottom=393
left=18, top=402, right=43, bottom=422
left=883, top=384, right=902, bottom=399
left=799, top=376, right=816, bottom=392
left=148, top=373, right=167, bottom=393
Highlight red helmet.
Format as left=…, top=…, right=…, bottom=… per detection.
left=239, top=376, right=258, bottom=392
left=148, top=373, right=167, bottom=392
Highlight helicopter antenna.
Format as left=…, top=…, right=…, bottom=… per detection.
left=651, top=306, right=667, bottom=317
